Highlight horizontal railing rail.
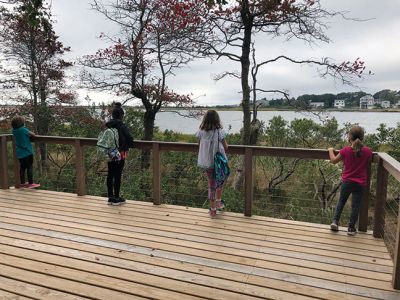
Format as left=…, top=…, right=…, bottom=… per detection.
left=0, top=133, right=399, bottom=289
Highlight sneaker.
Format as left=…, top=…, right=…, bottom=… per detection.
left=209, top=208, right=217, bottom=218
left=108, top=197, right=120, bottom=206
left=216, top=200, right=225, bottom=210
left=26, top=183, right=40, bottom=189
left=347, top=227, right=357, bottom=236
left=330, top=221, right=339, bottom=232
left=20, top=182, right=29, bottom=187
left=117, top=197, right=126, bottom=204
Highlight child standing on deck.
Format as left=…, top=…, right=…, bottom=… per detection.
left=105, top=102, right=134, bottom=205
left=196, top=110, right=229, bottom=218
left=328, top=125, right=372, bottom=235
left=11, top=116, right=39, bottom=188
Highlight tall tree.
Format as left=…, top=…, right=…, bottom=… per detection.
left=201, top=0, right=366, bottom=145
left=80, top=0, right=204, bottom=145
left=0, top=0, right=74, bottom=166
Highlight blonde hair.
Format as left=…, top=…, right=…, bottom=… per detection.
left=348, top=125, right=365, bottom=157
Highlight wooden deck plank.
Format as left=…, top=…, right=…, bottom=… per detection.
left=0, top=244, right=316, bottom=300
left=0, top=199, right=392, bottom=277
left=0, top=228, right=375, bottom=300
left=0, top=276, right=87, bottom=300
left=0, top=256, right=205, bottom=300
left=25, top=189, right=382, bottom=239
left=0, top=265, right=148, bottom=300
left=0, top=192, right=390, bottom=255
left=0, top=189, right=399, bottom=300
left=0, top=287, right=33, bottom=300
left=3, top=205, right=390, bottom=274
left=1, top=205, right=392, bottom=274
left=0, top=216, right=391, bottom=299
left=0, top=210, right=392, bottom=287
left=18, top=189, right=384, bottom=241
left=6, top=189, right=383, bottom=243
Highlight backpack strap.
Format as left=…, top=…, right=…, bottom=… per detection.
left=112, top=128, right=119, bottom=149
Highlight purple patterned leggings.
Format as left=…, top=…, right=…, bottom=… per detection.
left=205, top=168, right=224, bottom=200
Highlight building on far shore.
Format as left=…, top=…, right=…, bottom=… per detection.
left=334, top=99, right=345, bottom=109
left=381, top=100, right=391, bottom=108
left=359, top=95, right=374, bottom=109
left=309, top=102, right=325, bottom=108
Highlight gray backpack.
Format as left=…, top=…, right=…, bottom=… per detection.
left=97, top=128, right=121, bottom=161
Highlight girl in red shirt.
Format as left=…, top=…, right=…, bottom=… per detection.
left=328, top=125, right=373, bottom=235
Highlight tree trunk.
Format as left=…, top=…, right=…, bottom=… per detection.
left=240, top=7, right=252, bottom=145
left=28, top=29, right=48, bottom=170
left=141, top=109, right=156, bottom=169
left=233, top=1, right=253, bottom=190
left=233, top=119, right=262, bottom=190
left=37, top=66, right=49, bottom=169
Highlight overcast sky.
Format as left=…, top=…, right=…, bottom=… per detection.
left=51, top=0, right=400, bottom=106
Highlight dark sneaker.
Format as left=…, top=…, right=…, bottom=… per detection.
left=347, top=227, right=357, bottom=236
left=108, top=197, right=120, bottom=206
left=117, top=197, right=126, bottom=204
left=330, top=221, right=339, bottom=232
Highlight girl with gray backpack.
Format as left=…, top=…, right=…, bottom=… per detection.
left=98, top=102, right=134, bottom=205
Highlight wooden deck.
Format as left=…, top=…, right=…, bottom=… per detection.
left=0, top=189, right=399, bottom=300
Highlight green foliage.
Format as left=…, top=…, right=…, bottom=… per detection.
left=297, top=93, right=335, bottom=107
left=123, top=108, right=145, bottom=139
left=373, top=89, right=399, bottom=104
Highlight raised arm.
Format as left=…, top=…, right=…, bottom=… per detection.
left=328, top=147, right=342, bottom=164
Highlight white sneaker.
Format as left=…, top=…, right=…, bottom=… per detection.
left=330, top=221, right=339, bottom=231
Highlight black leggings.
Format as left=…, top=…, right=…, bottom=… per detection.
left=19, top=154, right=33, bottom=184
left=107, top=160, right=125, bottom=198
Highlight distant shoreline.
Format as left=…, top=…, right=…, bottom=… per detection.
left=1, top=104, right=399, bottom=113
left=160, top=107, right=400, bottom=113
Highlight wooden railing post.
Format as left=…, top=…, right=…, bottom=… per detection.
left=393, top=205, right=400, bottom=289
left=74, top=139, right=86, bottom=196
left=12, top=137, right=20, bottom=188
left=244, top=148, right=254, bottom=217
left=358, top=161, right=372, bottom=232
left=152, top=143, right=161, bottom=205
left=0, top=136, right=9, bottom=189
left=373, top=157, right=388, bottom=238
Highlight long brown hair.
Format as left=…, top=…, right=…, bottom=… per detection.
left=348, top=125, right=365, bottom=157
left=199, top=110, right=222, bottom=131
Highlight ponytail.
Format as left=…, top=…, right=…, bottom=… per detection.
left=352, top=138, right=363, bottom=157
left=348, top=125, right=365, bottom=157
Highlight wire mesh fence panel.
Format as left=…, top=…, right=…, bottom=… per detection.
left=252, top=156, right=356, bottom=225
left=384, top=175, right=400, bottom=258
left=33, top=143, right=77, bottom=193
left=160, top=151, right=245, bottom=213
left=85, top=147, right=153, bottom=202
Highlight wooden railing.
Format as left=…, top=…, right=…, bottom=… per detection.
left=0, top=134, right=399, bottom=289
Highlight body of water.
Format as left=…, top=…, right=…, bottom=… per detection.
left=155, top=110, right=400, bottom=134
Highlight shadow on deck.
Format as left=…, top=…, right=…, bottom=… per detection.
left=0, top=188, right=399, bottom=300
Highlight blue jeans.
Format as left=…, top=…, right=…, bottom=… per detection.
left=333, top=181, right=365, bottom=228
